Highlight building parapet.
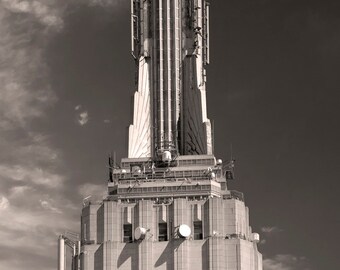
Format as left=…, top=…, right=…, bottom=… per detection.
left=223, top=190, right=245, bottom=202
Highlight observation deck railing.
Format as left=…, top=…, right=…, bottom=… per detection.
left=223, top=190, right=245, bottom=202
left=112, top=169, right=223, bottom=183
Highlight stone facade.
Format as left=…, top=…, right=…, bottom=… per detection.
left=80, top=197, right=262, bottom=270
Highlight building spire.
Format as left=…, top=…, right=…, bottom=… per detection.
left=128, top=0, right=213, bottom=162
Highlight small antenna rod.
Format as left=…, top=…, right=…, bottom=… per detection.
left=212, top=120, right=215, bottom=153
left=108, top=152, right=113, bottom=182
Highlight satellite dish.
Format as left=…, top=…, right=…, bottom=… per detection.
left=178, top=224, right=191, bottom=238
left=162, top=151, right=172, bottom=162
left=251, top=233, right=260, bottom=243
left=134, top=227, right=147, bottom=241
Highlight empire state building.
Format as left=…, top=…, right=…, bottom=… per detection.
left=58, top=1, right=263, bottom=269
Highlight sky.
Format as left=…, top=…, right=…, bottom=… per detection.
left=0, top=0, right=339, bottom=269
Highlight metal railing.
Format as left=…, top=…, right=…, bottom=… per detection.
left=223, top=190, right=245, bottom=202
left=113, top=169, right=221, bottom=183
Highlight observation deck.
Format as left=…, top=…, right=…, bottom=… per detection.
left=107, top=155, right=234, bottom=202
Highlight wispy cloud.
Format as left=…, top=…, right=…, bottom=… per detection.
left=78, top=183, right=106, bottom=199
left=1, top=0, right=63, bottom=28
left=0, top=196, right=10, bottom=210
left=259, top=239, right=267, bottom=245
left=262, top=226, right=283, bottom=234
left=260, top=226, right=283, bottom=246
left=40, top=199, right=62, bottom=214
left=0, top=0, right=123, bottom=269
left=0, top=165, right=64, bottom=188
left=0, top=1, right=59, bottom=130
left=78, top=111, right=89, bottom=126
left=0, top=2, right=75, bottom=269
left=0, top=198, right=78, bottom=270
left=263, top=254, right=310, bottom=270
left=88, top=0, right=123, bottom=7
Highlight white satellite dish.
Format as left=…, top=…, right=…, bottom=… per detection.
left=162, top=151, right=172, bottom=162
left=178, top=224, right=191, bottom=238
left=251, top=233, right=260, bottom=243
left=134, top=227, right=147, bottom=240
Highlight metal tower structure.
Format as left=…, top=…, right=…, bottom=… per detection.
left=128, top=0, right=212, bottom=160
left=58, top=232, right=81, bottom=270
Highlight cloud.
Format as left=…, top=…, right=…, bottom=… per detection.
left=263, top=254, right=310, bottom=270
left=14, top=133, right=60, bottom=164
left=0, top=3, right=75, bottom=269
left=0, top=82, right=56, bottom=129
left=260, top=226, right=283, bottom=246
left=0, top=0, right=125, bottom=129
left=104, top=119, right=111, bottom=123
left=78, top=111, right=89, bottom=126
left=0, top=181, right=79, bottom=270
left=40, top=199, right=62, bottom=214
left=0, top=1, right=123, bottom=269
left=75, top=104, right=81, bottom=111
left=78, top=183, right=106, bottom=199
left=0, top=196, right=10, bottom=210
left=262, top=226, right=283, bottom=234
left=8, top=185, right=31, bottom=198
left=1, top=0, right=63, bottom=28
left=0, top=197, right=79, bottom=270
left=0, top=1, right=59, bottom=130
left=0, top=165, right=64, bottom=188
left=88, top=0, right=123, bottom=7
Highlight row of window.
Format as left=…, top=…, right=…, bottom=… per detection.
left=177, top=159, right=215, bottom=166
left=121, top=158, right=215, bottom=170
left=123, top=221, right=203, bottom=243
left=117, top=184, right=219, bottom=194
left=115, top=169, right=213, bottom=179
left=117, top=196, right=209, bottom=204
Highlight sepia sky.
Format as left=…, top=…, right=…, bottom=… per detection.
left=0, top=0, right=339, bottom=269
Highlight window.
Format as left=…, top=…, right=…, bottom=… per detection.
left=110, top=189, right=117, bottom=195
left=83, top=223, right=87, bottom=241
left=158, top=223, right=168, bottom=241
left=123, top=224, right=133, bottom=243
left=194, top=221, right=203, bottom=240
left=169, top=222, right=173, bottom=238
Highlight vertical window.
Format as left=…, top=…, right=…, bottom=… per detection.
left=194, top=221, right=203, bottom=240
left=83, top=223, right=87, bottom=241
left=158, top=223, right=168, bottom=241
left=169, top=221, right=173, bottom=239
left=123, top=224, right=133, bottom=243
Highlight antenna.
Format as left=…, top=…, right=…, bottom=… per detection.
left=229, top=143, right=235, bottom=179
left=212, top=120, right=215, bottom=153
left=108, top=152, right=113, bottom=182
left=221, top=144, right=236, bottom=180
left=82, top=196, right=92, bottom=206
